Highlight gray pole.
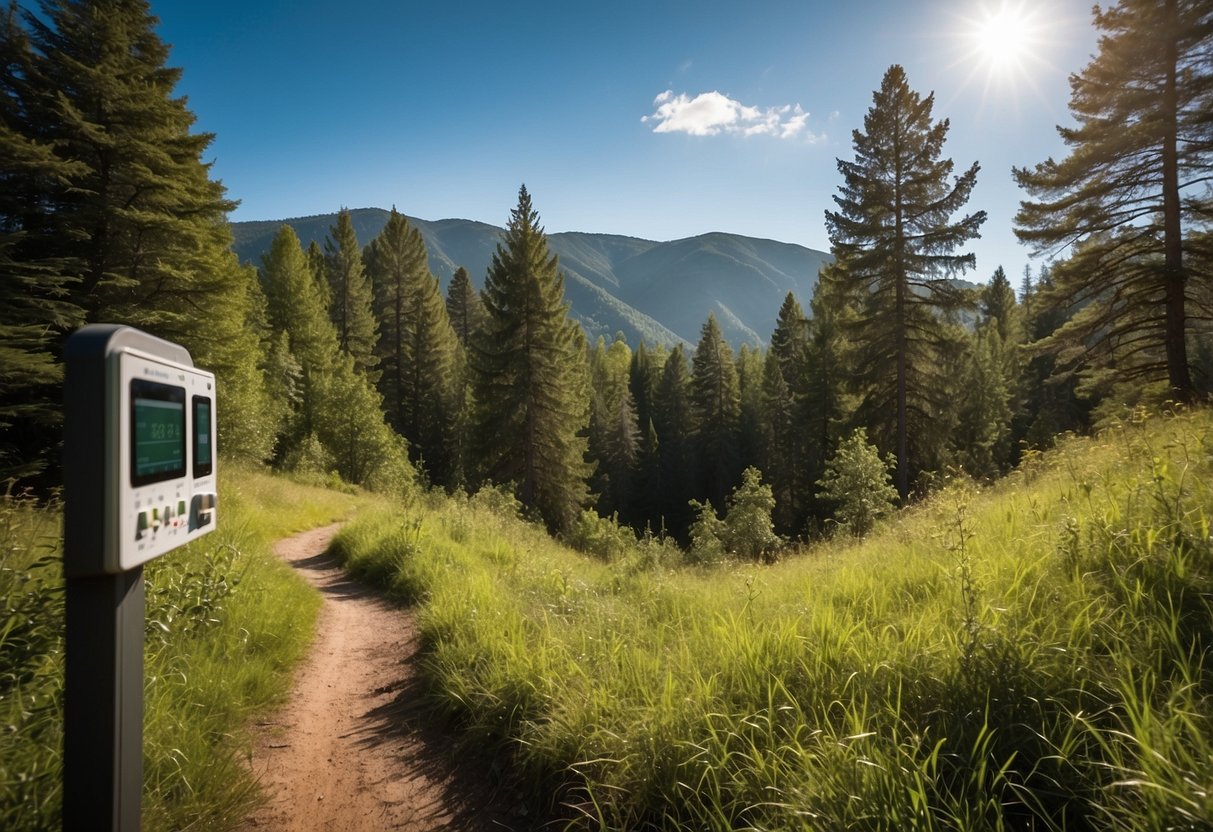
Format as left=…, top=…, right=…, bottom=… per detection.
left=63, top=569, right=144, bottom=831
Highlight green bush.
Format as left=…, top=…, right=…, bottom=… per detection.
left=817, top=427, right=899, bottom=536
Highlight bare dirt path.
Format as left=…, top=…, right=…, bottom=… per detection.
left=241, top=524, right=525, bottom=831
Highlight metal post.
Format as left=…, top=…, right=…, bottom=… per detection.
left=63, top=568, right=144, bottom=832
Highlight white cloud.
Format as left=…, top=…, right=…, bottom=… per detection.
left=642, top=90, right=817, bottom=140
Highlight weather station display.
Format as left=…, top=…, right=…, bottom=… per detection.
left=130, top=379, right=186, bottom=485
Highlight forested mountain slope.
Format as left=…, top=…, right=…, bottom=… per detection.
left=231, top=209, right=832, bottom=346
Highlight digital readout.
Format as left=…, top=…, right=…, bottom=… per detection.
left=131, top=379, right=186, bottom=484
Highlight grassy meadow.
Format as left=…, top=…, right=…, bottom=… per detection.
left=333, top=407, right=1213, bottom=830
left=0, top=467, right=366, bottom=830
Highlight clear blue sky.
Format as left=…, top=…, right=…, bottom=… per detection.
left=150, top=0, right=1100, bottom=284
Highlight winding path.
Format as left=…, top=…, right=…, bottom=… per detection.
left=240, top=524, right=523, bottom=831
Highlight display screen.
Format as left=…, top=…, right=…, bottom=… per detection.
left=193, top=396, right=213, bottom=477
left=130, top=379, right=186, bottom=486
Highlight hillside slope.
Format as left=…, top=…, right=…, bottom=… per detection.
left=230, top=209, right=831, bottom=347
left=333, top=408, right=1213, bottom=830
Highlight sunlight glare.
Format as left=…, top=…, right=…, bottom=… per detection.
left=975, top=7, right=1032, bottom=74
left=948, top=0, right=1058, bottom=111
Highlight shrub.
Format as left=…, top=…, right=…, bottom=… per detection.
left=817, top=427, right=899, bottom=537
left=721, top=467, right=779, bottom=561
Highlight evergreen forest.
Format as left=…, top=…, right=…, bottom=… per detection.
left=3, top=0, right=1213, bottom=828
left=5, top=0, right=1212, bottom=545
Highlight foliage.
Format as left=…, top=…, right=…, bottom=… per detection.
left=825, top=64, right=985, bottom=499
left=817, top=427, right=898, bottom=537
left=1014, top=0, right=1213, bottom=399
left=332, top=407, right=1213, bottom=831
left=690, top=313, right=742, bottom=508
left=652, top=344, right=695, bottom=540
left=1, top=0, right=274, bottom=479
left=568, top=509, right=639, bottom=562
left=686, top=499, right=726, bottom=564
left=720, top=466, right=779, bottom=561
left=366, top=208, right=460, bottom=487
left=469, top=185, right=592, bottom=532
left=0, top=468, right=366, bottom=830
left=324, top=208, right=379, bottom=379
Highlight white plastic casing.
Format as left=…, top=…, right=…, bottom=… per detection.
left=106, top=346, right=217, bottom=572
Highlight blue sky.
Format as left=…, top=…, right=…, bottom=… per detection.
left=150, top=0, right=1100, bottom=285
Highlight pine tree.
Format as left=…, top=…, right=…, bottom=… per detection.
left=469, top=185, right=591, bottom=532
left=261, top=225, right=340, bottom=461
left=1014, top=0, right=1213, bottom=401
left=736, top=344, right=765, bottom=476
left=763, top=292, right=811, bottom=534
left=760, top=348, right=798, bottom=534
left=981, top=267, right=1020, bottom=344
left=586, top=336, right=640, bottom=520
left=325, top=208, right=379, bottom=379
left=690, top=313, right=742, bottom=508
left=367, top=208, right=459, bottom=487
left=653, top=344, right=695, bottom=539
left=12, top=0, right=273, bottom=465
left=953, top=327, right=1014, bottom=478
left=445, top=266, right=485, bottom=346
left=801, top=266, right=854, bottom=530
left=444, top=266, right=485, bottom=487
left=824, top=64, right=986, bottom=499
left=261, top=225, right=414, bottom=491
left=628, top=341, right=663, bottom=434
left=306, top=239, right=329, bottom=309
left=0, top=5, right=85, bottom=481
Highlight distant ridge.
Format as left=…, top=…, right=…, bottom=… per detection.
left=230, top=209, right=833, bottom=347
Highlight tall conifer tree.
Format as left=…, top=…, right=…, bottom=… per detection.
left=445, top=266, right=485, bottom=346
left=1014, top=0, right=1213, bottom=400
left=470, top=186, right=590, bottom=532
left=764, top=292, right=812, bottom=533
left=653, top=344, right=695, bottom=539
left=261, top=225, right=339, bottom=459
left=444, top=266, right=483, bottom=487
left=9, top=0, right=273, bottom=465
left=367, top=209, right=459, bottom=486
left=0, top=5, right=85, bottom=480
left=690, top=313, right=742, bottom=509
left=325, top=208, right=378, bottom=379
left=825, top=64, right=986, bottom=499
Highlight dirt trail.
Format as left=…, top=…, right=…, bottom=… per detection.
left=241, top=524, right=524, bottom=831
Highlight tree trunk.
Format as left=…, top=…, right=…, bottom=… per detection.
left=1161, top=0, right=1194, bottom=400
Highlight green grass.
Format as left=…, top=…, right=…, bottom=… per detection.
left=1, top=466, right=367, bottom=831
left=333, top=407, right=1213, bottom=830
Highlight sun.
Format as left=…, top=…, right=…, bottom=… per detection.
left=948, top=0, right=1055, bottom=105
left=973, top=6, right=1034, bottom=75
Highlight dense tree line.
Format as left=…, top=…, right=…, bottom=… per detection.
left=2, top=0, right=1210, bottom=549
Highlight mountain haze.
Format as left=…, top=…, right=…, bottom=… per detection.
left=230, top=209, right=832, bottom=347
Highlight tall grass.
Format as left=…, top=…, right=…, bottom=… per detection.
left=333, top=407, right=1213, bottom=830
left=1, top=466, right=365, bottom=831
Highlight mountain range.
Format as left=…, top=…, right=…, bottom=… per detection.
left=230, top=208, right=833, bottom=347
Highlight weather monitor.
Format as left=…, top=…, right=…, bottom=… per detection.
left=64, top=324, right=217, bottom=576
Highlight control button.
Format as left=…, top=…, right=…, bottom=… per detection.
left=151, top=507, right=161, bottom=532
left=136, top=511, right=149, bottom=540
left=193, top=492, right=217, bottom=526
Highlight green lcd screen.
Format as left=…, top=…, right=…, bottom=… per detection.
left=130, top=379, right=186, bottom=486
left=193, top=396, right=212, bottom=477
